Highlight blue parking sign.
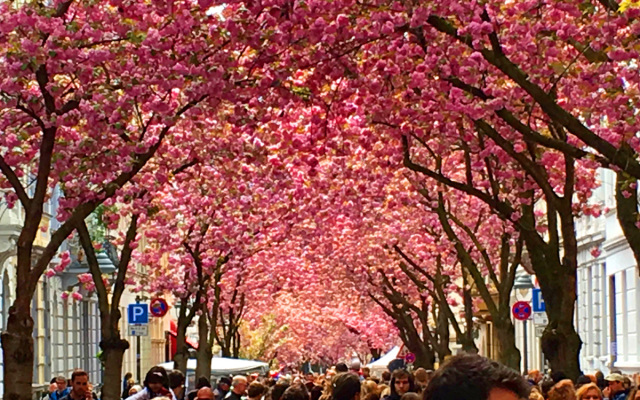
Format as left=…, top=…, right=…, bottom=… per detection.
left=532, top=288, right=545, bottom=313
left=128, top=303, right=149, bottom=324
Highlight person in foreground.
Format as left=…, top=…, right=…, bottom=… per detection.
left=423, top=354, right=530, bottom=400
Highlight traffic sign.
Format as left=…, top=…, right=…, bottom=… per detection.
left=150, top=297, right=169, bottom=317
left=533, top=313, right=548, bottom=326
left=128, top=324, right=149, bottom=336
left=512, top=301, right=532, bottom=321
left=396, top=344, right=408, bottom=359
left=405, top=353, right=416, bottom=364
left=532, top=288, right=546, bottom=313
left=535, top=326, right=545, bottom=337
left=128, top=303, right=149, bottom=324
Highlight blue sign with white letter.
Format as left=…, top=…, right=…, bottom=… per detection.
left=128, top=303, right=149, bottom=324
left=532, top=288, right=546, bottom=312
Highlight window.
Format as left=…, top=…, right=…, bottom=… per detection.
left=578, top=263, right=608, bottom=361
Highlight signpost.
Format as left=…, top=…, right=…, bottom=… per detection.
left=128, top=300, right=148, bottom=381
left=512, top=301, right=532, bottom=321
left=533, top=313, right=548, bottom=326
left=128, top=324, right=149, bottom=336
left=405, top=353, right=416, bottom=364
left=150, top=297, right=169, bottom=318
left=532, top=288, right=546, bottom=313
left=128, top=303, right=149, bottom=324
left=512, top=300, right=532, bottom=374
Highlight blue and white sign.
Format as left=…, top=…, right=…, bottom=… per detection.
left=532, top=288, right=545, bottom=313
left=128, top=303, right=149, bottom=324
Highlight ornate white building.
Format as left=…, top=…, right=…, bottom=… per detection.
left=575, top=168, right=640, bottom=374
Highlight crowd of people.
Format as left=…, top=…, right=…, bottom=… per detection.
left=42, top=354, right=640, bottom=400
left=525, top=370, right=640, bottom=400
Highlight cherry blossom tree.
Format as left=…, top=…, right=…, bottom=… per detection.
left=0, top=0, right=266, bottom=397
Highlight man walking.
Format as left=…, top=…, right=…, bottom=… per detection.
left=604, top=373, right=628, bottom=400
left=225, top=376, right=248, bottom=400
left=50, top=376, right=71, bottom=400
left=60, top=370, right=94, bottom=400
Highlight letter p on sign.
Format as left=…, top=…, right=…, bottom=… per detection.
left=128, top=303, right=149, bottom=324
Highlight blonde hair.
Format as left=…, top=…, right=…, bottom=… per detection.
left=361, top=380, right=378, bottom=397
left=529, top=390, right=544, bottom=400
left=576, top=383, right=603, bottom=400
left=549, top=380, right=576, bottom=400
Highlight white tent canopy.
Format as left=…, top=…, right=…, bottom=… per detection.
left=159, top=357, right=269, bottom=389
left=365, top=346, right=400, bottom=376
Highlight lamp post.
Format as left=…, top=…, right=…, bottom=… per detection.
left=513, top=270, right=534, bottom=374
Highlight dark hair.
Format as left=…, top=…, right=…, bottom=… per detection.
left=248, top=382, right=267, bottom=398
left=423, top=354, right=530, bottom=400
left=381, top=372, right=391, bottom=382
left=125, top=373, right=133, bottom=380
left=390, top=370, right=415, bottom=396
left=169, top=370, right=186, bottom=390
left=335, top=363, right=349, bottom=373
left=387, top=359, right=405, bottom=373
left=197, top=377, right=212, bottom=389
left=595, top=372, right=607, bottom=391
left=71, top=370, right=88, bottom=383
left=332, top=373, right=361, bottom=400
left=551, top=371, right=567, bottom=384
left=540, top=378, right=555, bottom=398
left=576, top=375, right=592, bottom=388
left=282, top=386, right=309, bottom=400
left=144, top=366, right=169, bottom=390
left=310, top=385, right=323, bottom=400
left=271, top=383, right=291, bottom=400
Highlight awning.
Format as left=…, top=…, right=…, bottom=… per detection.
left=169, top=320, right=199, bottom=349
left=158, top=357, right=269, bottom=376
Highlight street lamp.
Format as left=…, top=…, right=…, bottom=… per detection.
left=513, top=269, right=534, bottom=374
left=61, top=250, right=117, bottom=289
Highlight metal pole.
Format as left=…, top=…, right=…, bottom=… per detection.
left=136, top=296, right=141, bottom=382
left=137, top=335, right=141, bottom=382
left=523, top=319, right=528, bottom=374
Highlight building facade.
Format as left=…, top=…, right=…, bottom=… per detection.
left=575, top=168, right=640, bottom=374
left=0, top=195, right=171, bottom=398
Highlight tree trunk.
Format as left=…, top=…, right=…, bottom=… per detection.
left=406, top=340, right=435, bottom=370
left=195, top=314, right=212, bottom=380
left=369, top=348, right=382, bottom=360
left=526, top=240, right=582, bottom=380
left=615, top=171, right=640, bottom=276
left=519, top=196, right=582, bottom=381
left=101, top=338, right=130, bottom=400
left=540, top=275, right=582, bottom=381
left=2, top=297, right=34, bottom=400
left=435, top=306, right=452, bottom=363
left=493, top=316, right=521, bottom=371
left=174, top=304, right=191, bottom=374
left=459, top=283, right=478, bottom=354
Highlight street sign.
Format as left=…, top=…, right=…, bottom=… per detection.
left=128, top=324, right=149, bottom=336
left=532, top=288, right=546, bottom=313
left=128, top=303, right=149, bottom=324
left=512, top=301, right=532, bottom=321
left=405, top=353, right=416, bottom=364
left=150, top=297, right=169, bottom=317
left=533, top=313, right=548, bottom=326
left=535, top=326, right=545, bottom=337
left=396, top=344, right=408, bottom=359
